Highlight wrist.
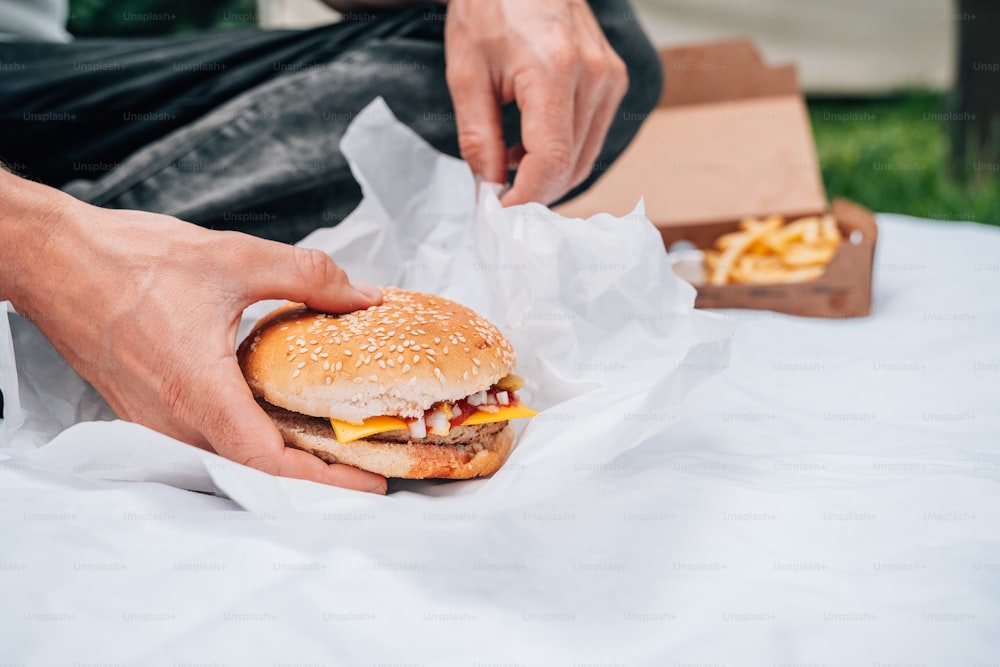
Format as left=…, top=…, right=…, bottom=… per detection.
left=0, top=170, right=85, bottom=316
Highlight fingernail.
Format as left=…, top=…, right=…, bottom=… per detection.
left=350, top=278, right=382, bottom=302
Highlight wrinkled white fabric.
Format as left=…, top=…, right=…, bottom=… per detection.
left=0, top=100, right=996, bottom=663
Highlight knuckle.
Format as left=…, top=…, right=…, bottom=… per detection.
left=240, top=453, right=281, bottom=476
left=542, top=143, right=574, bottom=175
left=456, top=128, right=492, bottom=157
left=546, top=44, right=577, bottom=76
left=294, top=247, right=341, bottom=288
left=446, top=63, right=476, bottom=89
left=580, top=51, right=609, bottom=78
left=609, top=55, right=630, bottom=94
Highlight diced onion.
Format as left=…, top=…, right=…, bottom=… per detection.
left=477, top=404, right=500, bottom=414
left=496, top=391, right=510, bottom=406
left=426, top=410, right=451, bottom=436
left=486, top=391, right=498, bottom=406
left=467, top=390, right=487, bottom=406
left=408, top=418, right=427, bottom=439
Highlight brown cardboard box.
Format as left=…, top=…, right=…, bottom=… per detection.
left=557, top=39, right=877, bottom=318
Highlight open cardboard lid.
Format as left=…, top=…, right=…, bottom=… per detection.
left=557, top=38, right=828, bottom=227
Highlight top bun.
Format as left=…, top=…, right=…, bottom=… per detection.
left=238, top=288, right=516, bottom=423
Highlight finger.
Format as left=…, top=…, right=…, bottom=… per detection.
left=237, top=238, right=382, bottom=314
left=566, top=4, right=626, bottom=187
left=200, top=362, right=387, bottom=494
left=570, top=70, right=625, bottom=190
left=447, top=59, right=508, bottom=185
left=501, top=61, right=577, bottom=206
left=267, top=447, right=388, bottom=495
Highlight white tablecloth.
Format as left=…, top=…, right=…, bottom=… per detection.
left=1, top=213, right=998, bottom=664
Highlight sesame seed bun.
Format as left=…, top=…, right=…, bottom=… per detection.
left=238, top=288, right=516, bottom=423
left=258, top=400, right=514, bottom=480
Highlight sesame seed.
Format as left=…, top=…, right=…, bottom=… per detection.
left=310, top=354, right=318, bottom=361
left=378, top=360, right=386, bottom=369
left=285, top=335, right=295, bottom=341
left=335, top=361, right=343, bottom=371
left=292, top=369, right=301, bottom=378
left=434, top=337, right=440, bottom=344
left=319, top=352, right=329, bottom=358
left=325, top=377, right=332, bottom=385
left=368, top=374, right=378, bottom=382
left=413, top=354, right=420, bottom=363
left=409, top=377, right=417, bottom=386
left=344, top=349, right=352, bottom=356
left=402, top=364, right=411, bottom=373
left=297, top=362, right=306, bottom=369
left=322, top=360, right=330, bottom=371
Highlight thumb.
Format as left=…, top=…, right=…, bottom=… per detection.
left=448, top=64, right=508, bottom=185
left=202, top=363, right=388, bottom=494
left=240, top=240, right=382, bottom=314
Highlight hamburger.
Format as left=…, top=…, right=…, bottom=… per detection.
left=238, top=288, right=536, bottom=479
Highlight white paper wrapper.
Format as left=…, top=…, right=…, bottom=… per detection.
left=0, top=98, right=733, bottom=512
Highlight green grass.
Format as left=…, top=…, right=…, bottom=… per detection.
left=808, top=92, right=1000, bottom=226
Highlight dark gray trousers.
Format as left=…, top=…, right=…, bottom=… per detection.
left=1, top=2, right=662, bottom=243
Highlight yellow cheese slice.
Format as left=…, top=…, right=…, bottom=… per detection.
left=460, top=404, right=538, bottom=426
left=330, top=415, right=408, bottom=444
left=330, top=404, right=538, bottom=444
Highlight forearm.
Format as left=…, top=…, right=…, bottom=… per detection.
left=0, top=167, right=76, bottom=311
left=320, top=0, right=445, bottom=12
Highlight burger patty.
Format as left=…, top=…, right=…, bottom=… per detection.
left=257, top=399, right=509, bottom=447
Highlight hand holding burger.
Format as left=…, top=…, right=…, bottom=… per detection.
left=0, top=174, right=388, bottom=493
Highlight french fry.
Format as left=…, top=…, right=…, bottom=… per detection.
left=781, top=243, right=836, bottom=267
left=703, top=213, right=842, bottom=286
left=709, top=216, right=782, bottom=286
left=821, top=214, right=842, bottom=244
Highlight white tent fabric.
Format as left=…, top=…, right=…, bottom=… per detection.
left=2, top=211, right=997, bottom=662
left=257, top=0, right=955, bottom=93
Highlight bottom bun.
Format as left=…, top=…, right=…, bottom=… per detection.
left=259, top=400, right=514, bottom=479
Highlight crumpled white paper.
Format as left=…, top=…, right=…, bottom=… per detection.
left=0, top=98, right=733, bottom=512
